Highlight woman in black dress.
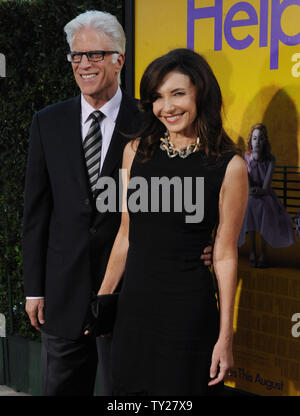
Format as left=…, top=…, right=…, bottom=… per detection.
left=98, top=49, right=248, bottom=395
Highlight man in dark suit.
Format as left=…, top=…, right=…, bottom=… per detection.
left=23, top=10, right=212, bottom=396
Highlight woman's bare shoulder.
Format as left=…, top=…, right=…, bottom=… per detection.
left=123, top=139, right=141, bottom=169
left=224, top=154, right=248, bottom=179
left=124, top=138, right=140, bottom=155
left=220, top=154, right=248, bottom=198
left=229, top=153, right=247, bottom=169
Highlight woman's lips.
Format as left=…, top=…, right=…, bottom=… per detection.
left=164, top=113, right=184, bottom=123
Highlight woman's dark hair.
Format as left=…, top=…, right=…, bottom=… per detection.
left=246, top=123, right=273, bottom=160
left=134, top=48, right=236, bottom=160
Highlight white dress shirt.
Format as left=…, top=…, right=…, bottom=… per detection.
left=26, top=87, right=123, bottom=299
left=81, top=86, right=122, bottom=172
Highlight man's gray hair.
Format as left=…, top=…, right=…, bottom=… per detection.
left=64, top=10, right=126, bottom=59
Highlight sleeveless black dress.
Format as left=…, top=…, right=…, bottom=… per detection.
left=111, top=143, right=236, bottom=396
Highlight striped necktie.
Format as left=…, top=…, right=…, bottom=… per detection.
left=83, top=110, right=104, bottom=194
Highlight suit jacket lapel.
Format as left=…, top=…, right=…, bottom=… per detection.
left=99, top=92, right=139, bottom=179
left=62, top=95, right=92, bottom=197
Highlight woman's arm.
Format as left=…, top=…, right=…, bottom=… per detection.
left=252, top=158, right=275, bottom=196
left=262, top=158, right=275, bottom=191
left=97, top=139, right=139, bottom=295
left=208, top=154, right=248, bottom=386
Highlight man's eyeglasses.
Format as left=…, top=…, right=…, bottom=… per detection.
left=67, top=50, right=119, bottom=63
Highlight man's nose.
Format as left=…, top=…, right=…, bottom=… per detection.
left=79, top=54, right=91, bottom=67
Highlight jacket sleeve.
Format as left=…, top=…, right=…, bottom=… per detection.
left=22, top=112, right=52, bottom=297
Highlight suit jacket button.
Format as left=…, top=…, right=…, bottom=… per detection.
left=84, top=198, right=90, bottom=205
left=89, top=227, right=97, bottom=234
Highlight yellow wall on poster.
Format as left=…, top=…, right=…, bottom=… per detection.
left=135, top=0, right=300, bottom=166
left=135, top=0, right=300, bottom=396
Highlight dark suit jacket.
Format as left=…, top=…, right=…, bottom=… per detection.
left=22, top=91, right=142, bottom=340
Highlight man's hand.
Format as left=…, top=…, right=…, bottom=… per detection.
left=25, top=299, right=45, bottom=331
left=201, top=245, right=213, bottom=266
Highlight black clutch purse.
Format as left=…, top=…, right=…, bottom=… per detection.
left=84, top=293, right=119, bottom=337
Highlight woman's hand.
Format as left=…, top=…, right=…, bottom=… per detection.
left=208, top=337, right=234, bottom=386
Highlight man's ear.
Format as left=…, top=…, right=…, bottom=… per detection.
left=114, top=53, right=125, bottom=73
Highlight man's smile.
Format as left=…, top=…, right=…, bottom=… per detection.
left=80, top=73, right=98, bottom=79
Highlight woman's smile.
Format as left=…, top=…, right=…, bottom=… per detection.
left=164, top=112, right=185, bottom=123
